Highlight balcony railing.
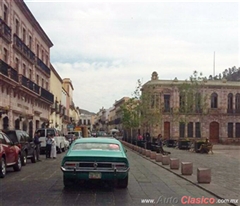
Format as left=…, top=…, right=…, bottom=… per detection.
left=13, top=34, right=35, bottom=64
left=0, top=18, right=11, bottom=43
left=0, top=60, right=19, bottom=82
left=19, top=75, right=39, bottom=94
left=36, top=58, right=50, bottom=75
left=0, top=59, right=9, bottom=76
left=40, top=87, right=54, bottom=103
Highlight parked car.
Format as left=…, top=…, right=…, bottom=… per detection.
left=4, top=130, right=37, bottom=165
left=61, top=137, right=129, bottom=188
left=67, top=131, right=82, bottom=139
left=0, top=131, right=22, bottom=178
left=35, top=128, right=65, bottom=154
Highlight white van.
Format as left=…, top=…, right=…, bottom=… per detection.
left=36, top=128, right=66, bottom=154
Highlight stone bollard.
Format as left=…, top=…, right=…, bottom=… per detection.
left=142, top=149, right=146, bottom=155
left=162, top=155, right=170, bottom=165
left=197, top=168, right=211, bottom=183
left=170, top=158, right=180, bottom=170
left=181, top=162, right=193, bottom=175
left=156, top=154, right=163, bottom=162
left=145, top=150, right=151, bottom=157
left=150, top=151, right=156, bottom=159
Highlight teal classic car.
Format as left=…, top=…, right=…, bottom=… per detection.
left=61, top=137, right=129, bottom=188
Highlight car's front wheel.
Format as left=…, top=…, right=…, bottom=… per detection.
left=0, top=158, right=6, bottom=178
left=21, top=151, right=27, bottom=166
left=13, top=155, right=22, bottom=171
left=117, top=175, right=128, bottom=188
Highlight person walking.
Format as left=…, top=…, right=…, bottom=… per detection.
left=34, top=131, right=41, bottom=161
left=45, top=133, right=52, bottom=159
left=50, top=135, right=57, bottom=159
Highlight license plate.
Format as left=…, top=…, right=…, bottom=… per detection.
left=89, top=172, right=101, bottom=179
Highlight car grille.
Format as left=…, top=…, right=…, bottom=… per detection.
left=79, top=162, right=112, bottom=168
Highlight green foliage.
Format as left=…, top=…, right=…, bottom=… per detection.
left=173, top=70, right=208, bottom=124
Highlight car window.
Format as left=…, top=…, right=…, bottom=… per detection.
left=2, top=133, right=11, bottom=144
left=18, top=131, right=25, bottom=142
left=23, top=131, right=31, bottom=142
left=47, top=129, right=56, bottom=136
left=5, top=131, right=18, bottom=143
left=72, top=143, right=120, bottom=151
left=36, top=129, right=45, bottom=137
left=0, top=133, right=6, bottom=144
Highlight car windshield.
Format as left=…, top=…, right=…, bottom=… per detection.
left=4, top=131, right=18, bottom=143
left=72, top=143, right=120, bottom=151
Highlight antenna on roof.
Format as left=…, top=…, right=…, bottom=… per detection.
left=213, top=51, right=215, bottom=78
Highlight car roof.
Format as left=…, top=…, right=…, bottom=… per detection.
left=74, top=137, right=120, bottom=144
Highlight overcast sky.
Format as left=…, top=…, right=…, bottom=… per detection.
left=25, top=1, right=239, bottom=113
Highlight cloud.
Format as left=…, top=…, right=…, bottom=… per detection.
left=25, top=1, right=239, bottom=112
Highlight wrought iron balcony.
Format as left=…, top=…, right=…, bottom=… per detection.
left=40, top=87, right=54, bottom=103
left=0, top=60, right=18, bottom=82
left=0, top=18, right=11, bottom=43
left=36, top=58, right=50, bottom=75
left=13, top=34, right=35, bottom=64
left=20, top=75, right=39, bottom=94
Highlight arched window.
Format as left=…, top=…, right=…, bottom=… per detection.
left=227, top=93, right=233, bottom=113
left=211, top=93, right=218, bottom=108
left=236, top=93, right=240, bottom=113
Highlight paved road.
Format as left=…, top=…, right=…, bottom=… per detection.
left=0, top=148, right=232, bottom=206
left=160, top=145, right=240, bottom=197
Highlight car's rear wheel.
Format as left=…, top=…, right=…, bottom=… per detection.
left=21, top=151, right=27, bottom=166
left=63, top=176, right=74, bottom=188
left=13, top=155, right=22, bottom=171
left=31, top=150, right=37, bottom=163
left=117, top=175, right=128, bottom=188
left=0, top=158, right=6, bottom=178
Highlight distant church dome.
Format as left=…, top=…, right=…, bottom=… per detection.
left=151, top=71, right=158, bottom=80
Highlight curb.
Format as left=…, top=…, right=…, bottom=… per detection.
left=123, top=144, right=238, bottom=206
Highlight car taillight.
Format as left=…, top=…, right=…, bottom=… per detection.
left=64, top=162, right=76, bottom=168
left=114, top=163, right=127, bottom=170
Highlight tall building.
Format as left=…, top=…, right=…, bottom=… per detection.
left=141, top=71, right=240, bottom=143
left=0, top=0, right=54, bottom=136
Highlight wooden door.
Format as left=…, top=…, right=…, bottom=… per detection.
left=209, top=121, right=219, bottom=143
left=164, top=122, right=170, bottom=139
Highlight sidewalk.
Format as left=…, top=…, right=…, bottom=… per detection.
left=123, top=142, right=240, bottom=206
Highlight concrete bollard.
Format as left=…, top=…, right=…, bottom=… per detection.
left=156, top=154, right=163, bottom=162
left=150, top=151, right=156, bottom=159
left=142, top=149, right=146, bottom=155
left=162, top=155, right=170, bottom=165
left=197, top=168, right=211, bottom=183
left=170, top=158, right=180, bottom=170
left=145, top=150, right=151, bottom=157
left=181, top=162, right=193, bottom=175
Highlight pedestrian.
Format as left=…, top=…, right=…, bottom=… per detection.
left=34, top=131, right=41, bottom=161
left=157, top=134, right=163, bottom=147
left=50, top=135, right=57, bottom=159
left=137, top=133, right=143, bottom=141
left=45, top=133, right=52, bottom=159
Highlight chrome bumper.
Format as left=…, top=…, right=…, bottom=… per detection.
left=61, top=166, right=130, bottom=173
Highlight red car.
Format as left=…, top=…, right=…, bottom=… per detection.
left=0, top=131, right=22, bottom=178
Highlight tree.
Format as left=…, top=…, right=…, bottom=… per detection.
left=171, top=71, right=208, bottom=138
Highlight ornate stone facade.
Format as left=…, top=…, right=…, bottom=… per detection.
left=141, top=72, right=240, bottom=144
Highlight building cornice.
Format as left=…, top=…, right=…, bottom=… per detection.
left=15, top=0, right=53, bottom=47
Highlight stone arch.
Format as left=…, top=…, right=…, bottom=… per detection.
left=3, top=116, right=9, bottom=130
left=22, top=120, right=28, bottom=131
left=15, top=118, right=20, bottom=130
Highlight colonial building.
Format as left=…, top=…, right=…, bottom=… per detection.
left=141, top=71, right=240, bottom=144
left=49, top=64, right=63, bottom=131
left=0, top=0, right=54, bottom=136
